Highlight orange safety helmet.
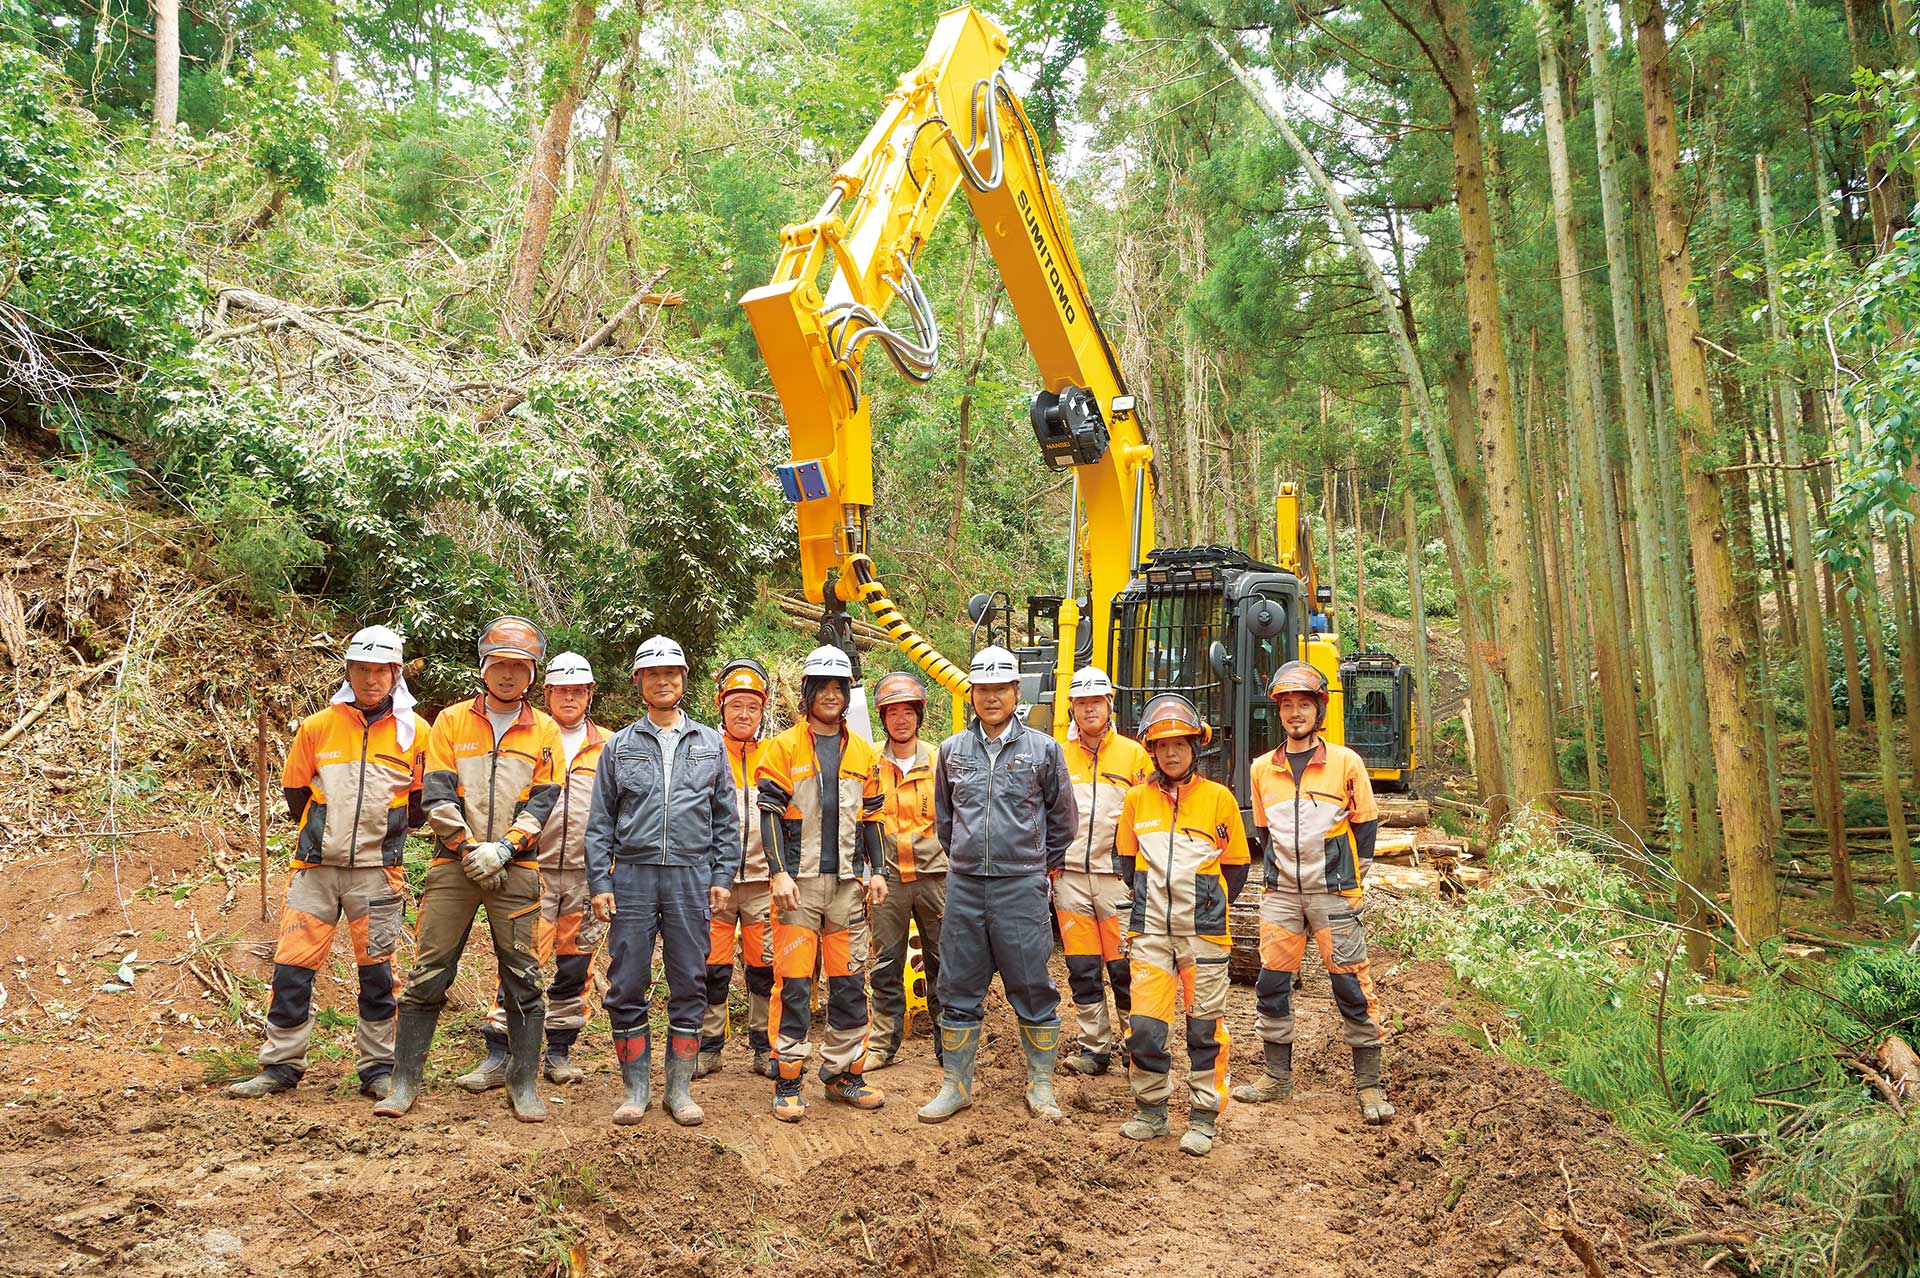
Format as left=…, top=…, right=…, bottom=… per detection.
left=1138, top=693, right=1212, bottom=746
left=874, top=671, right=928, bottom=726
left=1267, top=660, right=1330, bottom=729
left=477, top=615, right=546, bottom=667
left=715, top=657, right=770, bottom=704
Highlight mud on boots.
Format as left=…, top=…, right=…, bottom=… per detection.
left=585, top=636, right=744, bottom=1130
left=1114, top=696, right=1250, bottom=1155
left=922, top=647, right=1076, bottom=1122
left=502, top=1004, right=549, bottom=1122
left=1020, top=1023, right=1064, bottom=1120
left=234, top=626, right=424, bottom=1106
left=701, top=657, right=777, bottom=1082
left=1055, top=667, right=1151, bottom=1079
left=1248, top=663, right=1390, bottom=1125
left=864, top=671, right=948, bottom=1076
left=755, top=647, right=890, bottom=1122
left=402, top=617, right=562, bottom=1116
left=372, top=1004, right=439, bottom=1118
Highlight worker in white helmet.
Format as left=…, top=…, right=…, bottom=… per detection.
left=584, top=636, right=742, bottom=1127
left=918, top=645, right=1077, bottom=1125
left=229, top=625, right=427, bottom=1102
left=466, top=653, right=610, bottom=1089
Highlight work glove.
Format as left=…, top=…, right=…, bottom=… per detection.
left=462, top=841, right=512, bottom=890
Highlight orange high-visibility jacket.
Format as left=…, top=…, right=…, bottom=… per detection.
left=878, top=740, right=946, bottom=880
left=1249, top=739, right=1378, bottom=896
left=282, top=702, right=427, bottom=868
left=1061, top=730, right=1151, bottom=876
left=1115, top=775, right=1250, bottom=946
left=538, top=722, right=611, bottom=871
left=423, top=697, right=563, bottom=858
left=754, top=721, right=884, bottom=880
left=725, top=734, right=771, bottom=883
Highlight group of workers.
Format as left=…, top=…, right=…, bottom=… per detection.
left=227, top=614, right=1392, bottom=1153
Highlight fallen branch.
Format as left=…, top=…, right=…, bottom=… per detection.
left=0, top=656, right=126, bottom=751
left=478, top=269, right=672, bottom=424
left=1636, top=1231, right=1754, bottom=1253
left=217, top=286, right=444, bottom=391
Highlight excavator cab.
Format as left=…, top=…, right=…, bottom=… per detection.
left=1108, top=547, right=1312, bottom=834
left=1341, top=650, right=1417, bottom=790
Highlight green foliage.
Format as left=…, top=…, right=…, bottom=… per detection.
left=1830, top=946, right=1920, bottom=1039
left=186, top=472, right=325, bottom=613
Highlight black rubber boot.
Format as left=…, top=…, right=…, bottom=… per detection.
left=455, top=1029, right=509, bottom=1093
left=372, top=1006, right=438, bottom=1118
left=504, top=1007, right=548, bottom=1123
left=612, top=1029, right=651, bottom=1125
left=543, top=1040, right=584, bottom=1085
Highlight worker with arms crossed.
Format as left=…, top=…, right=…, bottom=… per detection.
left=698, top=657, right=779, bottom=1080
left=585, top=636, right=741, bottom=1127
left=1055, top=666, right=1151, bottom=1077
left=228, top=625, right=426, bottom=1102
left=755, top=646, right=889, bottom=1120
left=463, top=652, right=610, bottom=1091
left=377, top=615, right=562, bottom=1122
left=862, top=670, right=947, bottom=1072
left=918, top=646, right=1078, bottom=1125
left=1113, top=694, right=1250, bottom=1156
left=1232, top=661, right=1393, bottom=1124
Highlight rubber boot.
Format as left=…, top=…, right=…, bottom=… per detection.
left=1019, top=1023, right=1063, bottom=1121
left=694, top=1047, right=723, bottom=1079
left=823, top=1071, right=885, bottom=1109
left=543, top=1040, right=584, bottom=1085
left=1061, top=1048, right=1110, bottom=1077
left=916, top=1022, right=979, bottom=1124
left=372, top=1006, right=438, bottom=1118
left=1230, top=1041, right=1294, bottom=1103
left=1120, top=1100, right=1169, bottom=1141
left=1354, top=1044, right=1395, bottom=1125
left=751, top=1046, right=776, bottom=1080
left=612, top=1030, right=651, bottom=1125
left=226, top=1067, right=297, bottom=1099
left=1180, top=1108, right=1218, bottom=1157
left=504, top=1007, right=548, bottom=1123
left=358, top=1072, right=393, bottom=1100
left=455, top=1029, right=509, bottom=1093
left=664, top=1035, right=706, bottom=1126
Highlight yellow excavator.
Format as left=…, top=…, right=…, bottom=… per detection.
left=740, top=5, right=1415, bottom=808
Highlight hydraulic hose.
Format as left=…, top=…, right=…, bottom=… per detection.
left=847, top=556, right=970, bottom=698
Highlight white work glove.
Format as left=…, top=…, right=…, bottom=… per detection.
left=462, top=841, right=512, bottom=889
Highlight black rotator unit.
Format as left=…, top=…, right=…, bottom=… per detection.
left=1031, top=385, right=1111, bottom=468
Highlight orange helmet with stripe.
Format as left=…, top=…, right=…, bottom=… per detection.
left=1268, top=660, right=1330, bottom=729
left=1138, top=693, right=1212, bottom=746
left=715, top=658, right=770, bottom=704
left=874, top=670, right=928, bottom=728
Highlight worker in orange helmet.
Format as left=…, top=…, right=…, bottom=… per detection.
left=1113, top=694, right=1249, bottom=1156
left=1233, top=660, right=1391, bottom=1124
left=699, top=657, right=778, bottom=1080
left=861, top=670, right=946, bottom=1072
left=1055, top=666, right=1151, bottom=1076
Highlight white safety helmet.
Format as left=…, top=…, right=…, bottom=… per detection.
left=544, top=652, right=595, bottom=686
left=1067, top=666, right=1114, bottom=699
left=344, top=625, right=405, bottom=666
left=969, top=645, right=1021, bottom=687
left=802, top=645, right=855, bottom=680
left=631, top=635, right=688, bottom=675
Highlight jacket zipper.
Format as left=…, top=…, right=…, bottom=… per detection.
left=348, top=716, right=371, bottom=868
left=1083, top=735, right=1100, bottom=875
left=1165, top=783, right=1181, bottom=933
left=733, top=739, right=752, bottom=877
left=982, top=727, right=999, bottom=876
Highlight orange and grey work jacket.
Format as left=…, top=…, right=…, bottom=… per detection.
left=1249, top=739, right=1379, bottom=896
left=281, top=701, right=428, bottom=868
left=725, top=734, right=771, bottom=883
left=1061, top=730, right=1151, bottom=876
left=538, top=722, right=611, bottom=871
left=754, top=721, right=886, bottom=880
left=1115, top=775, right=1250, bottom=945
left=423, top=697, right=563, bottom=860
left=878, top=740, right=946, bottom=880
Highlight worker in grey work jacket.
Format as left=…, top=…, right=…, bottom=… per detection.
left=917, top=645, right=1077, bottom=1125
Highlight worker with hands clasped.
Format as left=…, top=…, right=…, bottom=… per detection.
left=1114, top=694, right=1250, bottom=1156
left=699, top=658, right=778, bottom=1079
left=919, top=645, right=1077, bottom=1125
left=755, top=646, right=889, bottom=1121
left=1055, top=667, right=1151, bottom=1076
left=229, top=625, right=426, bottom=1102
left=862, top=670, right=947, bottom=1072
left=584, top=636, right=741, bottom=1128
left=377, top=615, right=562, bottom=1122
left=1233, top=660, right=1392, bottom=1124
left=464, top=652, right=610, bottom=1091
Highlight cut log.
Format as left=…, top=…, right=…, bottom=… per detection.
left=1378, top=799, right=1431, bottom=828
left=1879, top=1035, right=1920, bottom=1095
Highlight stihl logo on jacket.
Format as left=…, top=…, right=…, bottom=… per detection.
left=1062, top=730, right=1150, bottom=876
left=879, top=741, right=946, bottom=880
left=1250, top=740, right=1379, bottom=895
left=1116, top=775, right=1249, bottom=944
left=423, top=697, right=563, bottom=854
left=283, top=702, right=426, bottom=868
left=754, top=722, right=884, bottom=880
left=538, top=722, right=610, bottom=871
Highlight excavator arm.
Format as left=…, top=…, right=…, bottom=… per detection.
left=741, top=5, right=1154, bottom=719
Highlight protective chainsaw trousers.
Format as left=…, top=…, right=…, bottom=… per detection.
left=702, top=880, right=774, bottom=1054
left=485, top=867, right=602, bottom=1050
left=1255, top=889, right=1384, bottom=1049
left=771, top=875, right=871, bottom=1079
left=259, top=863, right=406, bottom=1086
left=1127, top=933, right=1230, bottom=1113
left=1054, top=869, right=1130, bottom=1057
left=398, top=859, right=545, bottom=1022
left=867, top=872, right=944, bottom=1060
